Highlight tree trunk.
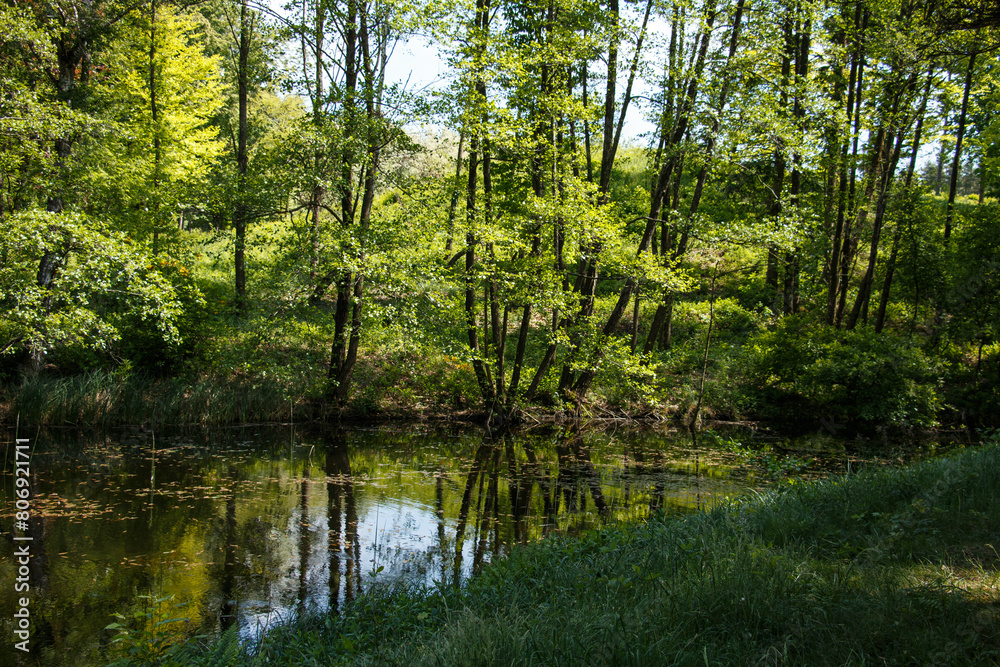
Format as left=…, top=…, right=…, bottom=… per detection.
left=826, top=2, right=864, bottom=325
left=783, top=8, right=810, bottom=315
left=445, top=132, right=464, bottom=252
left=568, top=0, right=718, bottom=401
left=846, top=125, right=903, bottom=329
left=307, top=0, right=325, bottom=288
left=935, top=70, right=952, bottom=197
left=833, top=6, right=869, bottom=327
left=766, top=8, right=793, bottom=299
left=149, top=0, right=162, bottom=256
left=327, top=0, right=359, bottom=401
left=644, top=0, right=745, bottom=349
left=875, top=67, right=933, bottom=334
left=234, top=0, right=253, bottom=308
left=464, top=131, right=495, bottom=404
left=944, top=51, right=977, bottom=244
left=846, top=65, right=919, bottom=329
left=598, top=0, right=653, bottom=202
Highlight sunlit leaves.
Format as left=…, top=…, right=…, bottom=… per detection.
left=0, top=7, right=94, bottom=214
left=0, top=209, right=183, bottom=360
left=83, top=6, right=225, bottom=243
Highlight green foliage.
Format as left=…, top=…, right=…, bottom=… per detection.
left=0, top=6, right=94, bottom=214
left=589, top=335, right=659, bottom=410
left=0, top=210, right=182, bottom=365
left=199, top=310, right=329, bottom=397
left=105, top=595, right=195, bottom=665
left=350, top=344, right=481, bottom=415
left=106, top=599, right=242, bottom=667
left=945, top=202, right=1000, bottom=344
left=165, top=627, right=242, bottom=667
left=738, top=316, right=942, bottom=427
left=1, top=0, right=998, bottom=429
left=202, top=87, right=300, bottom=230
left=84, top=6, right=224, bottom=245
left=115, top=257, right=208, bottom=374
left=671, top=297, right=764, bottom=344
left=703, top=429, right=814, bottom=482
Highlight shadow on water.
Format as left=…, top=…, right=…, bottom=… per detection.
left=0, top=422, right=937, bottom=666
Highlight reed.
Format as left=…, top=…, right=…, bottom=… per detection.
left=2, top=371, right=314, bottom=426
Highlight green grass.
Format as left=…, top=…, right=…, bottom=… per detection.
left=2, top=370, right=313, bottom=426
left=147, top=441, right=1000, bottom=666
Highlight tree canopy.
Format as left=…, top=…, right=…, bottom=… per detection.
left=1, top=0, right=998, bottom=429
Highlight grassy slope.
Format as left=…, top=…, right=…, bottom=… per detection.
left=163, top=442, right=1000, bottom=666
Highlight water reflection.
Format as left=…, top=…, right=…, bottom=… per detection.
left=0, top=425, right=750, bottom=666
left=325, top=431, right=360, bottom=613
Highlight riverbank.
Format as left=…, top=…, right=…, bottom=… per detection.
left=136, top=437, right=1000, bottom=666
left=0, top=367, right=989, bottom=436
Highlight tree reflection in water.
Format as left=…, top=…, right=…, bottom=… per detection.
left=325, top=430, right=361, bottom=613
left=0, top=424, right=750, bottom=664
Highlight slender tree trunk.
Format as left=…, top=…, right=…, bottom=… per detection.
left=690, top=261, right=720, bottom=433
left=568, top=1, right=718, bottom=400
left=846, top=125, right=903, bottom=329
left=597, top=0, right=619, bottom=199
left=598, top=0, right=653, bottom=201
left=328, top=0, right=359, bottom=401
left=821, top=18, right=849, bottom=290
left=646, top=9, right=715, bottom=229
left=630, top=286, right=640, bottom=353
left=233, top=0, right=252, bottom=308
left=464, top=131, right=495, bottom=404
left=149, top=0, right=162, bottom=256
left=445, top=132, right=464, bottom=252
left=766, top=9, right=793, bottom=298
left=935, top=70, right=952, bottom=196
left=826, top=2, right=864, bottom=325
left=783, top=9, right=810, bottom=315
left=331, top=6, right=382, bottom=403
left=944, top=51, right=977, bottom=243
left=834, top=7, right=869, bottom=326
left=839, top=119, right=885, bottom=326
left=847, top=65, right=917, bottom=329
left=553, top=0, right=654, bottom=396
left=875, top=67, right=933, bottom=334
left=582, top=61, right=593, bottom=183
left=645, top=0, right=745, bottom=350
left=307, top=0, right=325, bottom=288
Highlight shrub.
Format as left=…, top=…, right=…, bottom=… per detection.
left=671, top=297, right=763, bottom=344
left=738, top=316, right=942, bottom=427
left=112, top=257, right=208, bottom=375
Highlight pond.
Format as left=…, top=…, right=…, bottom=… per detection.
left=0, top=422, right=886, bottom=666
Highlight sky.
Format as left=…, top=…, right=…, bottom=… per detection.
left=384, top=36, right=451, bottom=93
left=261, top=0, right=675, bottom=145
left=381, top=35, right=657, bottom=143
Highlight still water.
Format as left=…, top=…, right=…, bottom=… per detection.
left=1, top=423, right=831, bottom=666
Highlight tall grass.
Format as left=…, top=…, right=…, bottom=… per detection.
left=154, top=441, right=1000, bottom=666
left=2, top=371, right=313, bottom=426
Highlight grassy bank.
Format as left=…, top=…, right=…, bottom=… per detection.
left=138, top=438, right=1000, bottom=666
left=0, top=371, right=314, bottom=427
